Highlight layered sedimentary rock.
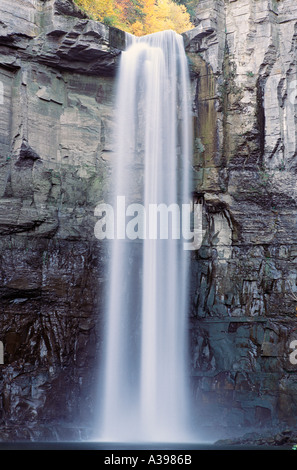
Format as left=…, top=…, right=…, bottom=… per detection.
left=1, top=0, right=297, bottom=441
left=0, top=0, right=124, bottom=440
left=185, top=0, right=297, bottom=435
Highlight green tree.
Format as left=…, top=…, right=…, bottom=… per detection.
left=172, top=0, right=199, bottom=20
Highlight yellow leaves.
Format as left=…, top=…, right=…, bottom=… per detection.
left=131, top=0, right=194, bottom=36
left=74, top=0, right=194, bottom=35
left=121, top=0, right=193, bottom=36
left=75, top=0, right=115, bottom=22
left=167, top=1, right=193, bottom=34
left=130, top=21, right=145, bottom=36
left=145, top=0, right=175, bottom=34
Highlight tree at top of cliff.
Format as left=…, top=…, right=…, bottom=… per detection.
left=172, top=0, right=198, bottom=21
left=74, top=0, right=194, bottom=35
left=113, top=0, right=148, bottom=34
left=74, top=0, right=116, bottom=24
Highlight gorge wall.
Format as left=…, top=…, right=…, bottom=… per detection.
left=186, top=0, right=297, bottom=436
left=0, top=0, right=297, bottom=441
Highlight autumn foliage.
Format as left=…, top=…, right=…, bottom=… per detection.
left=74, top=0, right=194, bottom=35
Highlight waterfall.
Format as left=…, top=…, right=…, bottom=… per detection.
left=98, top=30, right=192, bottom=443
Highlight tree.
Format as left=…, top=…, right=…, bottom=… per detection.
left=75, top=0, right=116, bottom=24
left=145, top=0, right=175, bottom=34
left=172, top=0, right=199, bottom=21
left=118, top=0, right=193, bottom=35
left=114, top=0, right=147, bottom=33
left=74, top=0, right=194, bottom=35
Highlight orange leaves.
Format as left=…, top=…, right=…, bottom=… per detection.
left=114, top=0, right=147, bottom=32
left=74, top=0, right=194, bottom=35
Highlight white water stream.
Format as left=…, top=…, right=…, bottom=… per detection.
left=98, top=30, right=192, bottom=442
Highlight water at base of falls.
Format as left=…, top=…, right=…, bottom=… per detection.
left=97, top=29, right=193, bottom=443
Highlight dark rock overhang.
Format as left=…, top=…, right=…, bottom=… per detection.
left=0, top=0, right=126, bottom=76
left=0, top=0, right=210, bottom=77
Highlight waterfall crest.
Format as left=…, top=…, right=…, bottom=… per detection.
left=98, top=29, right=192, bottom=443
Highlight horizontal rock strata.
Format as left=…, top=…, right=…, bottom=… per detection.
left=1, top=0, right=297, bottom=442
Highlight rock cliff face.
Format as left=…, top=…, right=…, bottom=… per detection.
left=0, top=0, right=124, bottom=440
left=0, top=0, right=297, bottom=442
left=185, top=0, right=297, bottom=436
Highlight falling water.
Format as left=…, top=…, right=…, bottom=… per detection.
left=98, top=30, right=193, bottom=443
